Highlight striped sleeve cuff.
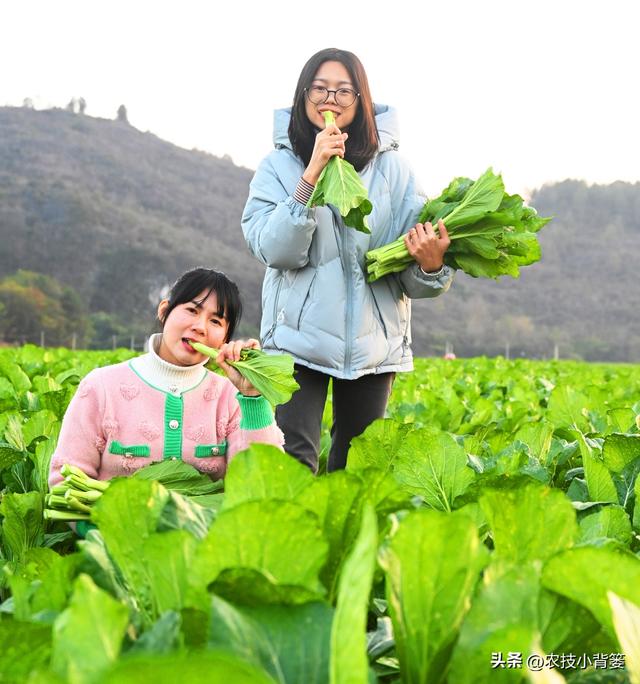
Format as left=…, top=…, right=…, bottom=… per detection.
left=419, top=264, right=446, bottom=278
left=236, top=393, right=275, bottom=430
left=293, top=177, right=315, bottom=206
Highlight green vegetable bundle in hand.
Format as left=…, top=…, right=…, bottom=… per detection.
left=189, top=341, right=300, bottom=407
left=44, top=464, right=107, bottom=522
left=307, top=110, right=372, bottom=234
left=44, top=461, right=224, bottom=522
left=365, top=168, right=551, bottom=281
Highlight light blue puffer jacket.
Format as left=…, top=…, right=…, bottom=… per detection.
left=241, top=104, right=454, bottom=380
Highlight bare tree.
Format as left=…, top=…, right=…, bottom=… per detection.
left=116, top=104, right=129, bottom=123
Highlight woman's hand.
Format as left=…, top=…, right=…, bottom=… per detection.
left=303, top=124, right=348, bottom=185
left=216, top=339, right=261, bottom=396
left=404, top=219, right=451, bottom=273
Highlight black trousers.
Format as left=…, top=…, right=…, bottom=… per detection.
left=275, top=364, right=395, bottom=473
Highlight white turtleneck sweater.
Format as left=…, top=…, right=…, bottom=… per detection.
left=130, top=333, right=209, bottom=396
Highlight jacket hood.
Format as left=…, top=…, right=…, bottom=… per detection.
left=273, top=103, right=400, bottom=154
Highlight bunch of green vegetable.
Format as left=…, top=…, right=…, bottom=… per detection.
left=189, top=340, right=299, bottom=407
left=365, top=167, right=551, bottom=281
left=44, top=464, right=106, bottom=522
left=307, top=110, right=372, bottom=234
left=44, top=461, right=224, bottom=522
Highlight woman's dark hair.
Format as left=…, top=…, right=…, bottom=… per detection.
left=288, top=48, right=379, bottom=172
left=159, top=267, right=242, bottom=342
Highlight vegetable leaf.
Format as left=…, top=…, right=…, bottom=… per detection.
left=307, top=111, right=372, bottom=234
left=189, top=341, right=299, bottom=407
left=366, top=168, right=551, bottom=281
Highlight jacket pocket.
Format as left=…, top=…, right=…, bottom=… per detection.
left=108, top=441, right=150, bottom=458
left=369, top=286, right=388, bottom=338
left=194, top=442, right=227, bottom=458
left=296, top=272, right=317, bottom=329
left=281, top=267, right=316, bottom=331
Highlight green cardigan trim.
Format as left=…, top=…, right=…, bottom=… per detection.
left=194, top=442, right=227, bottom=458
left=109, top=441, right=150, bottom=457
left=236, top=393, right=274, bottom=430
left=163, top=393, right=183, bottom=459
left=125, top=360, right=212, bottom=462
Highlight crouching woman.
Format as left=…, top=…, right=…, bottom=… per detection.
left=48, top=267, right=284, bottom=508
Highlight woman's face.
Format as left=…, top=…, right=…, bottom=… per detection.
left=157, top=289, right=229, bottom=366
left=304, top=60, right=359, bottom=131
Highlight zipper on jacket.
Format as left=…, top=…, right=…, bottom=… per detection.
left=401, top=296, right=410, bottom=357
left=336, top=209, right=353, bottom=374
left=264, top=273, right=283, bottom=348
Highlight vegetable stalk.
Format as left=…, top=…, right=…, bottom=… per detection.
left=188, top=341, right=299, bottom=407
left=45, top=459, right=227, bottom=524
left=307, top=111, right=372, bottom=234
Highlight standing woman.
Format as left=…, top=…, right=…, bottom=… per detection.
left=242, top=48, right=453, bottom=473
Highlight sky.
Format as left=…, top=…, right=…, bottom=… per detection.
left=2, top=0, right=639, bottom=198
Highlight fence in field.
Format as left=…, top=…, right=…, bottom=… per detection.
left=3, top=331, right=566, bottom=361
left=3, top=331, right=151, bottom=353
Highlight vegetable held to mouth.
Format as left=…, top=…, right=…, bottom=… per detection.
left=189, top=340, right=300, bottom=407
left=307, top=110, right=372, bottom=234
left=365, top=168, right=552, bottom=281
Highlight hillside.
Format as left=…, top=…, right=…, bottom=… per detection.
left=1, top=107, right=639, bottom=360
left=0, top=107, right=261, bottom=332
left=417, top=179, right=640, bottom=361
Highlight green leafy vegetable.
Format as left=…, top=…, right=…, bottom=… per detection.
left=307, top=111, right=372, bottom=234
left=365, top=167, right=551, bottom=281
left=51, top=573, right=129, bottom=684
left=44, top=461, right=223, bottom=522
left=330, top=502, right=377, bottom=684
left=189, top=340, right=299, bottom=407
left=0, top=491, right=46, bottom=561
left=379, top=508, right=487, bottom=684
left=209, top=597, right=333, bottom=684
left=448, top=561, right=541, bottom=684
left=132, top=459, right=224, bottom=495
left=608, top=592, right=640, bottom=684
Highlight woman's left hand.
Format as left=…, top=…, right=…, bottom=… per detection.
left=216, top=339, right=261, bottom=396
left=404, top=219, right=451, bottom=273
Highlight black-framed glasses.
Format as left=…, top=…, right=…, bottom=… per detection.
left=304, top=85, right=360, bottom=108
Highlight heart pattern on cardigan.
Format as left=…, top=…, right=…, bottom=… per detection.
left=139, top=421, right=161, bottom=440
left=185, top=425, right=205, bottom=442
left=103, top=419, right=119, bottom=436
left=119, top=384, right=140, bottom=401
left=203, top=386, right=220, bottom=401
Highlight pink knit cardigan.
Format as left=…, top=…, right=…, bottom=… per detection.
left=49, top=361, right=284, bottom=485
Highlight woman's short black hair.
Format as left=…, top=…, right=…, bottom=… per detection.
left=159, top=267, right=242, bottom=342
left=288, top=48, right=379, bottom=172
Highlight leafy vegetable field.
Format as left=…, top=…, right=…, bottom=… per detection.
left=1, top=345, right=640, bottom=683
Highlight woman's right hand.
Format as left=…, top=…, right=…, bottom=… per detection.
left=303, top=125, right=348, bottom=185
left=215, top=338, right=262, bottom=397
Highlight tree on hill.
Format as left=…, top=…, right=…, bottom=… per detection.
left=0, top=271, right=91, bottom=347
left=64, top=97, right=87, bottom=114
left=116, top=104, right=129, bottom=123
